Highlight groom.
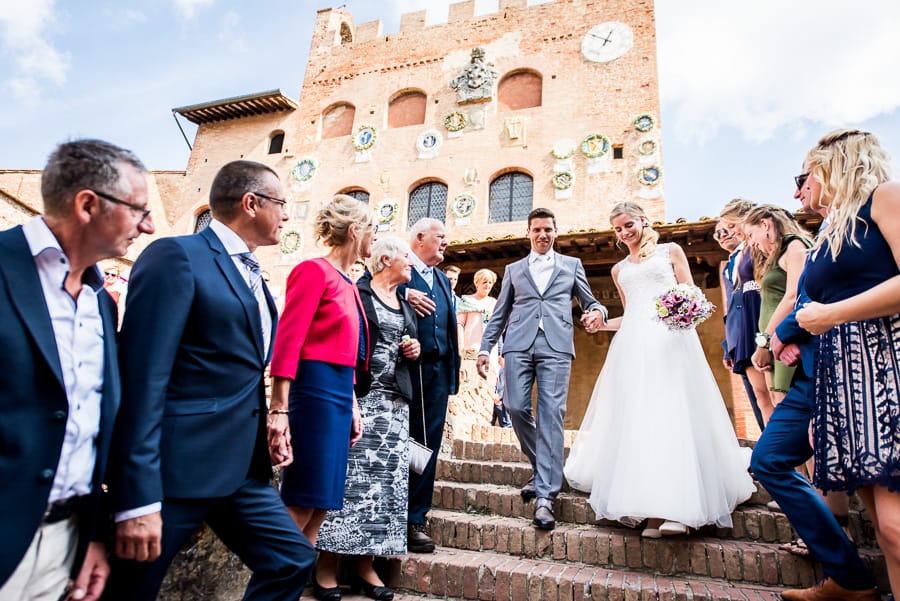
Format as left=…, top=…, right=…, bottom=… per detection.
left=477, top=208, right=606, bottom=530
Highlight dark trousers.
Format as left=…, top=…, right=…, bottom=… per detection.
left=102, top=478, right=316, bottom=601
left=408, top=356, right=451, bottom=525
left=750, top=376, right=874, bottom=591
left=739, top=370, right=766, bottom=432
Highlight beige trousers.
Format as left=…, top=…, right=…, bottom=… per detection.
left=0, top=517, right=78, bottom=601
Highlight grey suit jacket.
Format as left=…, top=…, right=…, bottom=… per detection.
left=480, top=253, right=605, bottom=358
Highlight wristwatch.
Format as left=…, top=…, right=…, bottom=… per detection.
left=755, top=331, right=771, bottom=349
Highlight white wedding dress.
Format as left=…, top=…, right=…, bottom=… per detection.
left=564, top=243, right=754, bottom=528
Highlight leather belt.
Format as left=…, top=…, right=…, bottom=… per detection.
left=43, top=496, right=82, bottom=524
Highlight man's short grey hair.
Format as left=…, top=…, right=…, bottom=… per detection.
left=367, top=237, right=410, bottom=276
left=41, top=139, right=146, bottom=217
left=408, top=217, right=443, bottom=242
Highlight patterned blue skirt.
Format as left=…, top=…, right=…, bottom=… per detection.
left=813, top=315, right=900, bottom=493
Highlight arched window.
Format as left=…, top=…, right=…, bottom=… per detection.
left=341, top=189, right=370, bottom=204
left=194, top=209, right=212, bottom=233
left=498, top=70, right=543, bottom=112
left=489, top=171, right=533, bottom=223
left=408, top=181, right=448, bottom=225
left=268, top=131, right=284, bottom=154
left=322, top=102, right=355, bottom=139
left=388, top=90, right=426, bottom=128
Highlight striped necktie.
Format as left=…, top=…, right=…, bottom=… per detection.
left=238, top=252, right=271, bottom=355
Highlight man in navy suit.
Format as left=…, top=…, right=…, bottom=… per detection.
left=0, top=139, right=154, bottom=600
left=103, top=161, right=316, bottom=601
left=402, top=218, right=461, bottom=553
left=751, top=172, right=877, bottom=601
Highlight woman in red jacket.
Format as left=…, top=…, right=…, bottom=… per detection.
left=267, top=195, right=374, bottom=564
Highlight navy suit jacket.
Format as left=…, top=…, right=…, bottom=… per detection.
left=774, top=269, right=816, bottom=381
left=0, top=226, right=120, bottom=585
left=399, top=269, right=460, bottom=395
left=109, top=227, right=277, bottom=512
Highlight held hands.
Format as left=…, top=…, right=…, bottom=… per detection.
left=581, top=309, right=606, bottom=334
left=115, top=511, right=162, bottom=562
left=266, top=412, right=293, bottom=468
left=407, top=289, right=436, bottom=317
left=796, top=301, right=838, bottom=335
left=770, top=332, right=800, bottom=366
left=64, top=541, right=109, bottom=601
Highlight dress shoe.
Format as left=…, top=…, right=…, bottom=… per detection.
left=355, top=576, right=394, bottom=601
left=533, top=498, right=555, bottom=530
left=659, top=521, right=688, bottom=536
left=781, top=578, right=879, bottom=601
left=312, top=579, right=342, bottom=601
left=520, top=475, right=536, bottom=501
left=407, top=523, right=435, bottom=553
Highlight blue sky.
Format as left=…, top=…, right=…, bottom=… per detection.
left=1, top=0, right=898, bottom=221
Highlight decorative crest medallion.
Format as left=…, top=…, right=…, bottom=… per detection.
left=450, top=47, right=499, bottom=105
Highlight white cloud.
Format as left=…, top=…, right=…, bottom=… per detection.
left=173, top=0, right=214, bottom=21
left=102, top=8, right=148, bottom=28
left=656, top=0, right=900, bottom=144
left=0, top=0, right=70, bottom=99
left=218, top=10, right=246, bottom=51
left=386, top=0, right=551, bottom=25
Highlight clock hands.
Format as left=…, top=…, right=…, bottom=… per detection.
left=589, top=30, right=614, bottom=46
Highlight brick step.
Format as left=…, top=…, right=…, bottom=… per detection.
left=426, top=509, right=888, bottom=590
left=431, top=481, right=876, bottom=547
left=436, top=457, right=774, bottom=505
left=301, top=593, right=428, bottom=600
left=388, top=546, right=787, bottom=601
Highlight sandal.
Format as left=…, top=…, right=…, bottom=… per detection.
left=779, top=538, right=810, bottom=557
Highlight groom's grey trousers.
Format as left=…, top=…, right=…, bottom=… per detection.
left=503, top=330, right=572, bottom=500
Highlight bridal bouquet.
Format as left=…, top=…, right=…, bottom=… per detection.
left=654, top=284, right=715, bottom=331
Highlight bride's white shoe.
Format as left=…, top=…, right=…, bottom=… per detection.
left=659, top=521, right=688, bottom=536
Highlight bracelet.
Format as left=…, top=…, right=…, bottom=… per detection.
left=267, top=409, right=289, bottom=415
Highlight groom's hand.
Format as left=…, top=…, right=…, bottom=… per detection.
left=581, top=310, right=602, bottom=333
left=476, top=355, right=490, bottom=379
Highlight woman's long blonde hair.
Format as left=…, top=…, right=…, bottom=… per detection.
left=742, top=204, right=809, bottom=281
left=805, top=128, right=892, bottom=258
left=609, top=201, right=659, bottom=260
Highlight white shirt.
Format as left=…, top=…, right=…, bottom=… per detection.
left=528, top=249, right=556, bottom=294
left=209, top=219, right=273, bottom=350
left=22, top=217, right=104, bottom=504
left=410, top=252, right=434, bottom=289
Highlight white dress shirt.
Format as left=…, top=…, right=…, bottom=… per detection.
left=410, top=252, right=434, bottom=289
left=22, top=217, right=104, bottom=504
left=529, top=249, right=556, bottom=295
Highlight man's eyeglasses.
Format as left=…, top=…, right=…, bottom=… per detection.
left=251, top=191, right=287, bottom=206
left=794, top=172, right=809, bottom=190
left=91, top=189, right=151, bottom=222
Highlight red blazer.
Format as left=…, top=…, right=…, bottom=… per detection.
left=270, top=257, right=368, bottom=379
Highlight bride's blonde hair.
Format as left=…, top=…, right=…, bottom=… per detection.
left=610, top=201, right=659, bottom=260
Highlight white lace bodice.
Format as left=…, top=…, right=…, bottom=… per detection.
left=616, top=243, right=677, bottom=320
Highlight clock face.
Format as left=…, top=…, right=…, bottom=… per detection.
left=582, top=22, right=633, bottom=63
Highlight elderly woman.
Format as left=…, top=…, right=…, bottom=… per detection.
left=267, top=195, right=374, bottom=567
left=456, top=268, right=498, bottom=353
left=796, top=129, right=900, bottom=596
left=314, top=237, right=420, bottom=601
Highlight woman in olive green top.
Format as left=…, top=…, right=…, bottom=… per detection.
left=743, top=205, right=813, bottom=410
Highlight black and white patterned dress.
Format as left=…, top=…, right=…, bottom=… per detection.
left=316, top=297, right=410, bottom=555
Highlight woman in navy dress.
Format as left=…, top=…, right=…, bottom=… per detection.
left=268, top=195, right=375, bottom=558
left=796, top=129, right=900, bottom=595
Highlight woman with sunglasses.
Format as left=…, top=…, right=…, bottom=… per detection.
left=796, top=129, right=900, bottom=595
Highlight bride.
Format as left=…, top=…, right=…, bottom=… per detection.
left=564, top=201, right=754, bottom=537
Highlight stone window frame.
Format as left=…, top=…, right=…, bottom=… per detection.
left=387, top=88, right=428, bottom=129
left=488, top=169, right=534, bottom=223
left=267, top=130, right=285, bottom=154
left=407, top=178, right=448, bottom=227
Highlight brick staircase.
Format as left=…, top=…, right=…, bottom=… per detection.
left=372, top=426, right=887, bottom=601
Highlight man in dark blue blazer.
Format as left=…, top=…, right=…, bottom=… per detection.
left=751, top=174, right=877, bottom=601
left=103, top=161, right=315, bottom=601
left=401, top=218, right=461, bottom=553
left=0, top=139, right=154, bottom=600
